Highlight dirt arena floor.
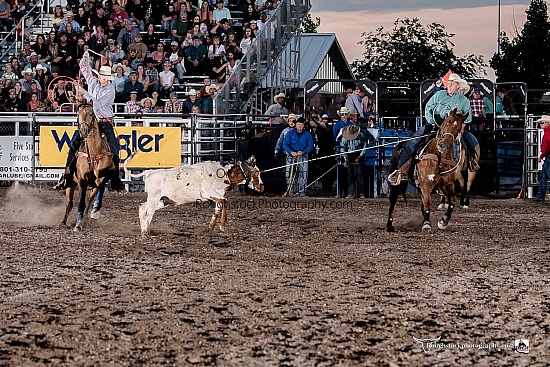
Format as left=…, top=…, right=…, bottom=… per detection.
left=0, top=184, right=548, bottom=366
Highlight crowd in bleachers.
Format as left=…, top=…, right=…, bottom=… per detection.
left=0, top=0, right=281, bottom=113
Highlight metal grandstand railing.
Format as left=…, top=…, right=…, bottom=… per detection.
left=213, top=0, right=311, bottom=115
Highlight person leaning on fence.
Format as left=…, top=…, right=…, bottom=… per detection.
left=534, top=115, right=550, bottom=203
left=265, top=92, right=289, bottom=125
left=341, top=118, right=370, bottom=198
left=274, top=113, right=296, bottom=160
left=283, top=117, right=313, bottom=197
left=53, top=53, right=125, bottom=192
left=388, top=73, right=480, bottom=186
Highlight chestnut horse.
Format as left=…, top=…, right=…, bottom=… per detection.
left=386, top=109, right=469, bottom=231
left=61, top=104, right=115, bottom=231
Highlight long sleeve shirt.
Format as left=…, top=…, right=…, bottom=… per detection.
left=283, top=129, right=314, bottom=156
left=80, top=57, right=116, bottom=119
left=275, top=126, right=293, bottom=154
left=425, top=90, right=472, bottom=125
left=540, top=125, right=550, bottom=160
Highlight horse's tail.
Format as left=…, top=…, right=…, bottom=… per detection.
left=123, top=151, right=147, bottom=178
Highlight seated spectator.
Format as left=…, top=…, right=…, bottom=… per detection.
left=140, top=96, right=155, bottom=113
left=94, top=50, right=114, bottom=74
left=211, top=18, right=233, bottom=43
left=59, top=11, right=83, bottom=34
left=122, top=71, right=145, bottom=99
left=167, top=41, right=186, bottom=82
left=64, top=22, right=79, bottom=43
left=185, top=36, right=207, bottom=76
left=158, top=60, right=175, bottom=98
left=127, top=49, right=142, bottom=71
left=5, top=89, right=26, bottom=112
left=240, top=27, right=256, bottom=56
left=19, top=69, right=41, bottom=94
left=27, top=92, right=41, bottom=111
left=1, top=63, right=19, bottom=83
left=51, top=5, right=65, bottom=32
left=172, top=11, right=192, bottom=43
left=32, top=35, right=50, bottom=62
left=212, top=0, right=231, bottom=25
left=198, top=77, right=211, bottom=100
left=117, top=19, right=140, bottom=51
left=150, top=43, right=167, bottom=69
left=161, top=3, right=178, bottom=36
left=225, top=31, right=241, bottom=57
left=25, top=81, right=45, bottom=102
left=144, top=58, right=160, bottom=94
left=34, top=64, right=49, bottom=92
left=150, top=90, right=163, bottom=110
left=164, top=91, right=184, bottom=113
left=124, top=90, right=141, bottom=113
left=142, top=23, right=160, bottom=53
left=109, top=2, right=129, bottom=29
left=127, top=33, right=148, bottom=63
left=242, top=3, right=260, bottom=28
left=201, top=83, right=218, bottom=114
left=183, top=88, right=201, bottom=114
left=112, top=63, right=128, bottom=101
left=199, top=0, right=212, bottom=25
left=107, top=40, right=126, bottom=63
left=126, top=0, right=148, bottom=31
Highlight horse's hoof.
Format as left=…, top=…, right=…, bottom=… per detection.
left=437, top=203, right=445, bottom=210
left=386, top=225, right=395, bottom=232
left=219, top=225, right=225, bottom=232
left=422, top=222, right=432, bottom=231
left=438, top=219, right=449, bottom=230
left=90, top=209, right=101, bottom=219
left=73, top=225, right=82, bottom=232
left=461, top=205, right=469, bottom=209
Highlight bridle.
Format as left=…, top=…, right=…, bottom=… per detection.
left=77, top=104, right=97, bottom=138
left=435, top=115, right=462, bottom=155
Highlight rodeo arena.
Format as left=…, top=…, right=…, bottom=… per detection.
left=0, top=0, right=548, bottom=365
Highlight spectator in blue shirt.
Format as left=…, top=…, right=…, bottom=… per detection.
left=283, top=117, right=313, bottom=197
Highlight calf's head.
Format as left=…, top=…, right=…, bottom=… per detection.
left=226, top=156, right=264, bottom=192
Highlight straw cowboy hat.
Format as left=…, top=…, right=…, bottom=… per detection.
left=140, top=97, right=155, bottom=107
left=447, top=73, right=463, bottom=83
left=284, top=113, right=297, bottom=124
left=337, top=106, right=349, bottom=116
left=459, top=79, right=470, bottom=94
left=112, top=63, right=127, bottom=74
left=205, top=84, right=219, bottom=94
left=273, top=92, right=286, bottom=103
left=65, top=10, right=74, bottom=18
left=93, top=65, right=114, bottom=80
left=536, top=115, right=550, bottom=123
left=342, top=125, right=361, bottom=140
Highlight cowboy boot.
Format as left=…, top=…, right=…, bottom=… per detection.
left=388, top=159, right=412, bottom=186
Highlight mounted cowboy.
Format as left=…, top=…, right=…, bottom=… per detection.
left=388, top=72, right=480, bottom=185
left=53, top=51, right=125, bottom=191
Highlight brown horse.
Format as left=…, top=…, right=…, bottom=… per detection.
left=61, top=104, right=115, bottom=231
left=386, top=109, right=469, bottom=231
left=438, top=141, right=480, bottom=209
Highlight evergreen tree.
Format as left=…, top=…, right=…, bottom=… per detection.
left=351, top=18, right=485, bottom=81
left=301, top=14, right=320, bottom=33
left=490, top=0, right=550, bottom=88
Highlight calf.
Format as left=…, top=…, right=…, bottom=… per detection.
left=124, top=156, right=264, bottom=235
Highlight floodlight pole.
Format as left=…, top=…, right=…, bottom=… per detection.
left=497, top=0, right=501, bottom=54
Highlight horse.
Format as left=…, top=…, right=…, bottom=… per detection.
left=385, top=109, right=469, bottom=232
left=61, top=104, right=115, bottom=231
left=438, top=141, right=480, bottom=209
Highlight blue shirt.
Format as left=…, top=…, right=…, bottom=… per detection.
left=283, top=129, right=314, bottom=156
left=275, top=126, right=293, bottom=154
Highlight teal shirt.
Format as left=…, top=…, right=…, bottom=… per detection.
left=483, top=96, right=504, bottom=115
left=425, top=90, right=472, bottom=125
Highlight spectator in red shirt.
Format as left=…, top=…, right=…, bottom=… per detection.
left=535, top=115, right=550, bottom=202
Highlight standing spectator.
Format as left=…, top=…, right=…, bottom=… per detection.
left=185, top=36, right=207, bottom=76
left=340, top=120, right=369, bottom=198
left=484, top=93, right=504, bottom=123
left=274, top=113, right=296, bottom=160
left=124, top=90, right=141, bottom=113
left=315, top=114, right=336, bottom=192
left=345, top=86, right=365, bottom=119
left=333, top=106, right=352, bottom=197
left=240, top=27, right=255, bottom=56
left=158, top=60, right=175, bottom=97
left=497, top=88, right=517, bottom=115
left=535, top=114, right=550, bottom=202
left=283, top=117, right=313, bottom=197
left=265, top=92, right=288, bottom=125
left=469, top=88, right=486, bottom=124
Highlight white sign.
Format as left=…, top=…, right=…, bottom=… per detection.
left=0, top=137, right=63, bottom=181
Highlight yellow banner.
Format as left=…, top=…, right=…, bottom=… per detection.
left=39, top=127, right=182, bottom=168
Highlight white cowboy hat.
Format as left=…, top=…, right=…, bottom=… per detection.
left=536, top=115, right=550, bottom=123
left=205, top=84, right=219, bottom=94
left=273, top=92, right=285, bottom=103
left=187, top=88, right=197, bottom=96
left=337, top=106, right=349, bottom=116
left=459, top=79, right=470, bottom=94
left=22, top=69, right=36, bottom=77
left=35, top=64, right=47, bottom=71
left=140, top=97, right=156, bottom=107
left=93, top=65, right=114, bottom=81
left=342, top=125, right=360, bottom=140
left=111, top=63, right=127, bottom=74
left=447, top=73, right=463, bottom=82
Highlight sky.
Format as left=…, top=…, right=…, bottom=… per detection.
left=310, top=0, right=543, bottom=79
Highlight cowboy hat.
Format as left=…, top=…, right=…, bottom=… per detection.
left=536, top=115, right=550, bottom=123
left=459, top=79, right=470, bottom=94
left=342, top=125, right=360, bottom=140
left=112, top=63, right=127, bottom=74
left=22, top=69, right=36, bottom=76
left=337, top=106, right=349, bottom=116
left=205, top=84, right=219, bottom=94
left=273, top=92, right=285, bottom=103
left=35, top=64, right=47, bottom=71
left=140, top=97, right=156, bottom=107
left=321, top=114, right=329, bottom=120
left=447, top=73, right=463, bottom=82
left=284, top=113, right=297, bottom=124
left=187, top=88, right=197, bottom=96
left=65, top=10, right=74, bottom=18
left=93, top=65, right=114, bottom=80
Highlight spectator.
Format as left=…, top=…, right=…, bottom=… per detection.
left=161, top=3, right=177, bottom=36
left=140, top=96, right=155, bottom=113
left=172, top=11, right=192, bottom=42
left=126, top=0, right=148, bottom=31
left=496, top=88, right=517, bottom=115
left=345, top=86, right=365, bottom=119
left=135, top=64, right=149, bottom=92
left=469, top=88, right=485, bottom=119
left=105, top=18, right=121, bottom=41
left=534, top=115, right=550, bottom=202
left=183, top=88, right=201, bottom=113
left=167, top=41, right=186, bottom=82
left=34, top=64, right=49, bottom=92
left=142, top=23, right=160, bottom=53
left=59, top=11, right=83, bottom=34
left=185, top=36, right=207, bottom=76
left=144, top=58, right=160, bottom=94
left=31, top=35, right=49, bottom=62
left=94, top=7, right=109, bottom=29
left=201, top=83, right=217, bottom=114
left=19, top=69, right=41, bottom=93
left=159, top=60, right=175, bottom=97
left=51, top=5, right=65, bottom=31
left=164, top=91, right=184, bottom=113
left=27, top=91, right=41, bottom=110
left=212, top=0, right=231, bottom=25
left=249, top=19, right=259, bottom=37
left=112, top=63, right=128, bottom=101
left=150, top=89, right=163, bottom=109
left=122, top=71, right=145, bottom=99
left=127, top=49, right=142, bottom=71
left=182, top=29, right=195, bottom=49
left=242, top=3, right=260, bottom=28
left=117, top=19, right=140, bottom=51
left=283, top=117, right=313, bottom=197
left=240, top=27, right=255, bottom=56
left=27, top=81, right=45, bottom=102
left=198, top=77, right=211, bottom=100
left=5, top=89, right=26, bottom=112
left=225, top=32, right=240, bottom=56
left=124, top=90, right=141, bottom=113
left=150, top=43, right=167, bottom=69
left=107, top=40, right=126, bottom=63
left=211, top=18, right=233, bottom=43
left=55, top=33, right=77, bottom=75
left=74, top=6, right=87, bottom=27
left=265, top=92, right=288, bottom=125
left=94, top=50, right=114, bottom=74
left=1, top=63, right=19, bottom=83
left=199, top=1, right=212, bottom=25
left=109, top=2, right=129, bottom=28
left=274, top=113, right=296, bottom=160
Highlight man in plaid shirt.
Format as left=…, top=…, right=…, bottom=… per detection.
left=144, top=58, right=160, bottom=94
left=469, top=88, right=486, bottom=119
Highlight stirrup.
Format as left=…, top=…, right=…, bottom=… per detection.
left=388, top=170, right=407, bottom=186
left=469, top=159, right=481, bottom=171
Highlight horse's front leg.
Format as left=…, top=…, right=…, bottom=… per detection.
left=89, top=182, right=106, bottom=219
left=438, top=182, right=457, bottom=230
left=62, top=186, right=75, bottom=225
left=74, top=183, right=88, bottom=231
left=386, top=183, right=405, bottom=232
left=420, top=187, right=432, bottom=231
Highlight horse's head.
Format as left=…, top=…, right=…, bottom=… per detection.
left=77, top=103, right=97, bottom=138
left=436, top=108, right=468, bottom=154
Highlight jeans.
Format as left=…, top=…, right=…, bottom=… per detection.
left=538, top=157, right=550, bottom=200
left=286, top=155, right=308, bottom=196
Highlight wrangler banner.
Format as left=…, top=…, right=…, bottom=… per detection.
left=39, top=127, right=182, bottom=168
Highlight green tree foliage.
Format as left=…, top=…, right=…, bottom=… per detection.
left=490, top=0, right=550, bottom=88
left=301, top=14, right=320, bottom=33
left=351, top=18, right=486, bottom=81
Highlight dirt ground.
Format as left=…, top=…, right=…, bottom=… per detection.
left=0, top=184, right=548, bottom=366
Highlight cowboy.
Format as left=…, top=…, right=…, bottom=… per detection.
left=54, top=53, right=125, bottom=191
left=340, top=111, right=372, bottom=198
left=283, top=117, right=313, bottom=197
left=388, top=73, right=479, bottom=186
left=534, top=114, right=550, bottom=202
left=265, top=92, right=288, bottom=125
